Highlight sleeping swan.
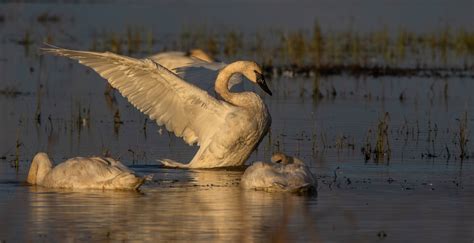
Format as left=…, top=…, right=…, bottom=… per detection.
left=27, top=152, right=147, bottom=190
left=42, top=46, right=272, bottom=169
left=241, top=153, right=317, bottom=193
left=148, top=49, right=244, bottom=94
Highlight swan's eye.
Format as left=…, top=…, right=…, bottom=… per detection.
left=253, top=70, right=262, bottom=80
left=253, top=70, right=272, bottom=96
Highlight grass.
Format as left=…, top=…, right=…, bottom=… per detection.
left=114, top=109, right=123, bottom=135
left=13, top=129, right=22, bottom=169
left=37, top=12, right=60, bottom=23
left=64, top=24, right=473, bottom=77
left=374, top=112, right=391, bottom=162
left=0, top=86, right=26, bottom=97
left=361, top=112, right=391, bottom=162
left=457, top=112, right=469, bottom=160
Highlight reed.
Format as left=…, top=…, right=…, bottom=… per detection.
left=286, top=31, right=306, bottom=66
left=224, top=31, right=242, bottom=57
left=457, top=112, right=469, bottom=160
left=374, top=112, right=391, bottom=162
left=14, top=129, right=22, bottom=169
left=310, top=21, right=324, bottom=67
left=113, top=110, right=123, bottom=135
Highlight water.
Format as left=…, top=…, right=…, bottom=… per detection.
left=1, top=1, right=474, bottom=242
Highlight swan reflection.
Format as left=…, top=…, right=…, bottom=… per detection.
left=26, top=169, right=319, bottom=242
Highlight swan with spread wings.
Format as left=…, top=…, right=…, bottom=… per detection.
left=43, top=46, right=272, bottom=169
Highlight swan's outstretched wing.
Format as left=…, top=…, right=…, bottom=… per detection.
left=43, top=46, right=230, bottom=146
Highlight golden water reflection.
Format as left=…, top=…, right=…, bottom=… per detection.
left=25, top=169, right=320, bottom=242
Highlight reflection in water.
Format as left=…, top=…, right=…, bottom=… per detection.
left=21, top=169, right=319, bottom=242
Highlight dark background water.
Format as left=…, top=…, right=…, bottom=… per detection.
left=1, top=1, right=473, bottom=242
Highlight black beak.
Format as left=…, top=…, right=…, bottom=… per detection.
left=255, top=72, right=272, bottom=96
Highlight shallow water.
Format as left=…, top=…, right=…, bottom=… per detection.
left=1, top=1, right=474, bottom=242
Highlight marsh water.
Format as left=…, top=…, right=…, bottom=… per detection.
left=1, top=1, right=474, bottom=242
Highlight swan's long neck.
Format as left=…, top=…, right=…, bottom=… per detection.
left=27, top=153, right=53, bottom=185
left=215, top=61, right=248, bottom=106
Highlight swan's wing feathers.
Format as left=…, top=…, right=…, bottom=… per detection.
left=43, top=47, right=227, bottom=145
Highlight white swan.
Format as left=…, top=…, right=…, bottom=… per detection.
left=148, top=49, right=244, bottom=94
left=42, top=46, right=272, bottom=169
left=241, top=153, right=317, bottom=193
left=27, top=152, right=147, bottom=190
left=149, top=49, right=215, bottom=66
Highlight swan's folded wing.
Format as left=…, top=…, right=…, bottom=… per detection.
left=43, top=47, right=230, bottom=145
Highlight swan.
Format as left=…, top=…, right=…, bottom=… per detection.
left=241, top=153, right=317, bottom=193
left=42, top=46, right=272, bottom=169
left=148, top=49, right=244, bottom=94
left=149, top=48, right=215, bottom=66
left=27, top=152, right=147, bottom=190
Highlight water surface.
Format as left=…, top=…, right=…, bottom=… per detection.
left=1, top=1, right=474, bottom=242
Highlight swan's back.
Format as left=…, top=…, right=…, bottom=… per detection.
left=148, top=51, right=202, bottom=69
left=41, top=157, right=144, bottom=190
left=241, top=162, right=286, bottom=191
left=277, top=163, right=317, bottom=191
left=241, top=161, right=317, bottom=193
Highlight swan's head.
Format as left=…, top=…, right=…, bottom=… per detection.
left=27, top=152, right=53, bottom=185
left=240, top=61, right=272, bottom=96
left=271, top=152, right=291, bottom=165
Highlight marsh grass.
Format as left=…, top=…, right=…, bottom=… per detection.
left=374, top=112, right=391, bottom=162
left=224, top=31, right=243, bottom=57
left=114, top=110, right=123, bottom=135
left=0, top=86, right=25, bottom=97
left=13, top=129, right=22, bottom=169
left=18, top=31, right=33, bottom=55
left=362, top=113, right=391, bottom=162
left=127, top=28, right=142, bottom=55
left=457, top=112, right=469, bottom=160
left=76, top=23, right=473, bottom=75
left=37, top=12, right=60, bottom=23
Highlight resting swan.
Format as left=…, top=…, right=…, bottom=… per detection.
left=148, top=49, right=244, bottom=94
left=149, top=49, right=215, bottom=67
left=241, top=153, right=317, bottom=193
left=43, top=46, right=272, bottom=169
left=27, top=152, right=147, bottom=190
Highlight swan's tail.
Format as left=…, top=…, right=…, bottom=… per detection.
left=159, top=159, right=190, bottom=169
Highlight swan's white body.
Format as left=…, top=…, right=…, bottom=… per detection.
left=27, top=152, right=146, bottom=190
left=241, top=153, right=317, bottom=192
left=43, top=46, right=272, bottom=169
